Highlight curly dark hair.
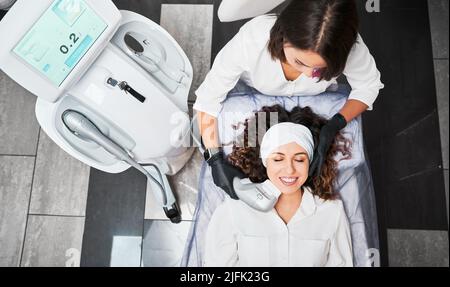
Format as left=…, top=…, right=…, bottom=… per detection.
left=227, top=105, right=351, bottom=200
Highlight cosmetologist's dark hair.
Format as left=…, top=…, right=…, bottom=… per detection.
left=268, top=0, right=359, bottom=81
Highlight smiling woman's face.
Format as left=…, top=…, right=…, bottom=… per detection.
left=265, top=142, right=310, bottom=195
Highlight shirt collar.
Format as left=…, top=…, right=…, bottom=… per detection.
left=298, top=187, right=317, bottom=217
left=270, top=187, right=318, bottom=219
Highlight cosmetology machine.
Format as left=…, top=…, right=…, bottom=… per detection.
left=0, top=0, right=195, bottom=223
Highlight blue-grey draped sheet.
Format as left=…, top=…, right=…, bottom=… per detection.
left=181, top=83, right=379, bottom=267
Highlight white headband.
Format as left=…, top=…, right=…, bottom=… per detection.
left=260, top=122, right=314, bottom=167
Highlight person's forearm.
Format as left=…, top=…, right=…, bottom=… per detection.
left=338, top=99, right=369, bottom=123
left=197, top=111, right=220, bottom=148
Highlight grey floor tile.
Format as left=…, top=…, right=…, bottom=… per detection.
left=434, top=60, right=449, bottom=169
left=0, top=156, right=34, bottom=267
left=0, top=70, right=40, bottom=155
left=81, top=168, right=146, bottom=267
left=428, top=0, right=449, bottom=59
left=141, top=220, right=192, bottom=267
left=29, top=131, right=90, bottom=216
left=388, top=229, right=449, bottom=267
left=145, top=149, right=202, bottom=220
left=160, top=4, right=214, bottom=103
left=21, top=215, right=85, bottom=267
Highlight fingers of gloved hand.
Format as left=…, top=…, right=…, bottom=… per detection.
left=222, top=165, right=244, bottom=199
left=228, top=165, right=245, bottom=179
left=213, top=177, right=239, bottom=200
left=316, top=158, right=324, bottom=177
left=309, top=119, right=341, bottom=178
left=211, top=166, right=227, bottom=186
left=308, top=157, right=319, bottom=177
left=319, top=127, right=335, bottom=146
left=224, top=187, right=239, bottom=200
left=309, top=148, right=327, bottom=177
left=316, top=145, right=327, bottom=173
left=210, top=163, right=241, bottom=200
left=214, top=162, right=243, bottom=179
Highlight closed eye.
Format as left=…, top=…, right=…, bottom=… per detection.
left=295, top=59, right=307, bottom=67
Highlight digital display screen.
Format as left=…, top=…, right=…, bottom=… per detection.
left=13, top=0, right=108, bottom=86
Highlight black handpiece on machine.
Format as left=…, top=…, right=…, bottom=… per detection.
left=107, top=78, right=147, bottom=103
left=119, top=81, right=146, bottom=103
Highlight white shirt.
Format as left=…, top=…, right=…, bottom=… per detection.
left=194, top=15, right=384, bottom=117
left=204, top=187, right=353, bottom=267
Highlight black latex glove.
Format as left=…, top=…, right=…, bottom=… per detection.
left=309, top=113, right=347, bottom=177
left=207, top=151, right=245, bottom=199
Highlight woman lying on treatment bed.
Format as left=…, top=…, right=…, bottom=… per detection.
left=204, top=105, right=353, bottom=267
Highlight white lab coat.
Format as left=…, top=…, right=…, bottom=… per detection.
left=194, top=15, right=384, bottom=117
left=204, top=187, right=353, bottom=267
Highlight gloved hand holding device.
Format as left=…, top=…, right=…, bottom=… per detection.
left=309, top=113, right=347, bottom=177
left=204, top=148, right=245, bottom=200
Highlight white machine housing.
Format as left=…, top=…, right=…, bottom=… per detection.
left=0, top=0, right=194, bottom=174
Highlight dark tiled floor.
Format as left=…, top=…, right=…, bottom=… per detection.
left=81, top=168, right=146, bottom=267
left=357, top=0, right=447, bottom=265
left=360, top=1, right=437, bottom=142
left=385, top=168, right=447, bottom=230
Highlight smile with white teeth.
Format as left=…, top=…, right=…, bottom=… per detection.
left=279, top=177, right=299, bottom=186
